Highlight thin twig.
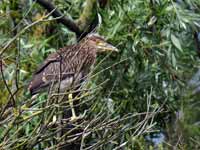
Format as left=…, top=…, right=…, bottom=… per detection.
left=0, top=8, right=60, bottom=56
left=0, top=59, right=15, bottom=116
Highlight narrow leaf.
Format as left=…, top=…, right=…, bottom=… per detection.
left=171, top=34, right=182, bottom=51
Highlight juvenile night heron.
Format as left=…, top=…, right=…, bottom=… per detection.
left=28, top=33, right=118, bottom=121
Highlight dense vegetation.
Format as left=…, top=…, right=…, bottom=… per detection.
left=0, top=0, right=200, bottom=149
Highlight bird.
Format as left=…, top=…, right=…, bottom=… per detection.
left=28, top=33, right=118, bottom=121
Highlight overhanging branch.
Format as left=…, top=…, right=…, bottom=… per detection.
left=34, top=0, right=82, bottom=36
left=34, top=0, right=109, bottom=39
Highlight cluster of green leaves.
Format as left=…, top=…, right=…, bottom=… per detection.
left=0, top=0, right=200, bottom=149
left=95, top=0, right=200, bottom=148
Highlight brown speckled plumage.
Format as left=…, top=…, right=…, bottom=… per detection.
left=28, top=35, right=100, bottom=95
left=28, top=33, right=118, bottom=95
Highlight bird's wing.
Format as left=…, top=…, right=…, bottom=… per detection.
left=34, top=52, right=61, bottom=74
left=29, top=47, right=75, bottom=95
left=34, top=44, right=76, bottom=75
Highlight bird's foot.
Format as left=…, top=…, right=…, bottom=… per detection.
left=70, top=115, right=82, bottom=122
left=69, top=111, right=86, bottom=122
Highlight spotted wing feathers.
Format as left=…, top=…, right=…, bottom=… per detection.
left=28, top=48, right=74, bottom=95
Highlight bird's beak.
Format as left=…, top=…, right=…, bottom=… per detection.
left=97, top=41, right=119, bottom=52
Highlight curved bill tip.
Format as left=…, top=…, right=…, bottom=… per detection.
left=106, top=44, right=119, bottom=52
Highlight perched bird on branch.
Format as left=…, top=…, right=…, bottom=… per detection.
left=28, top=33, right=118, bottom=120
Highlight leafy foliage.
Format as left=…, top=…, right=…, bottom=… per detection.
left=0, top=0, right=200, bottom=149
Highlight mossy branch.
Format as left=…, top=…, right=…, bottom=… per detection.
left=76, top=0, right=97, bottom=32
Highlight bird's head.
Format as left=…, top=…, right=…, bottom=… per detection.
left=83, top=33, right=119, bottom=53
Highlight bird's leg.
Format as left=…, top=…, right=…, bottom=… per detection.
left=68, top=92, right=86, bottom=122
left=68, top=93, right=78, bottom=122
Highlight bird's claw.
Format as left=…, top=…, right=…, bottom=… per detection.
left=70, top=115, right=82, bottom=122
left=69, top=111, right=86, bottom=122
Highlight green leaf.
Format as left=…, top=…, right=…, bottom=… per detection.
left=172, top=53, right=176, bottom=67
left=171, top=34, right=182, bottom=52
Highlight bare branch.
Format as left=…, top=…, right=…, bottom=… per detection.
left=0, top=59, right=15, bottom=113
